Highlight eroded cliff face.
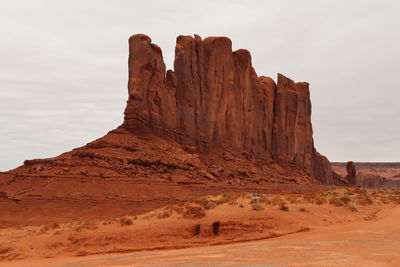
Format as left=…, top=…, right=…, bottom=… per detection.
left=123, top=34, right=335, bottom=182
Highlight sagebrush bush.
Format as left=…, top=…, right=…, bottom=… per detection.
left=329, top=198, right=344, bottom=207
left=183, top=205, right=206, bottom=218
left=356, top=197, right=373, bottom=206
left=205, top=201, right=217, bottom=210
left=119, top=217, right=133, bottom=226
left=339, top=196, right=352, bottom=205
left=279, top=202, right=289, bottom=211
left=157, top=209, right=172, bottom=219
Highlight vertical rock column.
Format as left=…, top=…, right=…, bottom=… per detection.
left=123, top=34, right=171, bottom=133
left=272, top=74, right=315, bottom=175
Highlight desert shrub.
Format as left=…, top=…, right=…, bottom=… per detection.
left=239, top=203, right=244, bottom=208
left=312, top=195, right=327, bottom=205
left=205, top=201, right=217, bottom=210
left=50, top=223, right=60, bottom=229
left=171, top=205, right=184, bottom=214
left=392, top=197, right=400, bottom=205
left=252, top=204, right=264, bottom=211
left=301, top=193, right=317, bottom=203
left=353, top=188, right=367, bottom=195
left=324, top=191, right=339, bottom=197
left=329, top=198, right=344, bottom=207
left=299, top=207, right=308, bottom=212
left=339, top=196, right=352, bottom=205
left=119, top=217, right=133, bottom=226
left=40, top=225, right=50, bottom=233
left=183, top=205, right=206, bottom=218
left=385, top=195, right=400, bottom=204
left=346, top=205, right=358, bottom=212
left=194, top=198, right=209, bottom=208
left=279, top=202, right=289, bottom=211
left=214, top=194, right=237, bottom=205
left=364, top=212, right=377, bottom=221
left=356, top=197, right=373, bottom=206
left=380, top=197, right=391, bottom=204
left=259, top=197, right=271, bottom=205
left=157, top=209, right=172, bottom=219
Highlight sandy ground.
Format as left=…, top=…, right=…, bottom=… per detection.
left=1, top=189, right=399, bottom=267
left=7, top=206, right=400, bottom=267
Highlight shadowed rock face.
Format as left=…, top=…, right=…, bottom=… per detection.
left=123, top=34, right=335, bottom=182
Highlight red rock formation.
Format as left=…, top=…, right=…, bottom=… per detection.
left=357, top=172, right=387, bottom=188
left=314, top=152, right=334, bottom=184
left=0, top=34, right=344, bottom=226
left=123, top=34, right=335, bottom=182
left=346, top=161, right=357, bottom=185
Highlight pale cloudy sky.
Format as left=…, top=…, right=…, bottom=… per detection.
left=0, top=0, right=399, bottom=171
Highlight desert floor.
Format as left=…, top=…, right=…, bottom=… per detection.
left=1, top=189, right=400, bottom=267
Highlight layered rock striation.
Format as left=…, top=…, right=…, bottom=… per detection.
left=123, top=34, right=335, bottom=183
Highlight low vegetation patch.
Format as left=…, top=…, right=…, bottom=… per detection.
left=183, top=205, right=206, bottom=218
left=279, top=202, right=289, bottom=211
left=119, top=217, right=133, bottom=226
left=252, top=204, right=264, bottom=211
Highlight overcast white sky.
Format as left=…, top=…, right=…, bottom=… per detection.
left=0, top=0, right=399, bottom=171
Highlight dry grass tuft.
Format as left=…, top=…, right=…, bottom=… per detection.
left=364, top=212, right=377, bottom=221
left=329, top=198, right=345, bottom=207
left=279, top=202, right=289, bottom=211
left=157, top=209, right=173, bottom=219
left=252, top=204, right=264, bottom=211
left=356, top=196, right=373, bottom=206
left=183, top=205, right=206, bottom=218
left=119, top=217, right=133, bottom=226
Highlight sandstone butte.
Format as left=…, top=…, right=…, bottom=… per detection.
left=124, top=34, right=336, bottom=183
left=0, top=34, right=351, bottom=226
